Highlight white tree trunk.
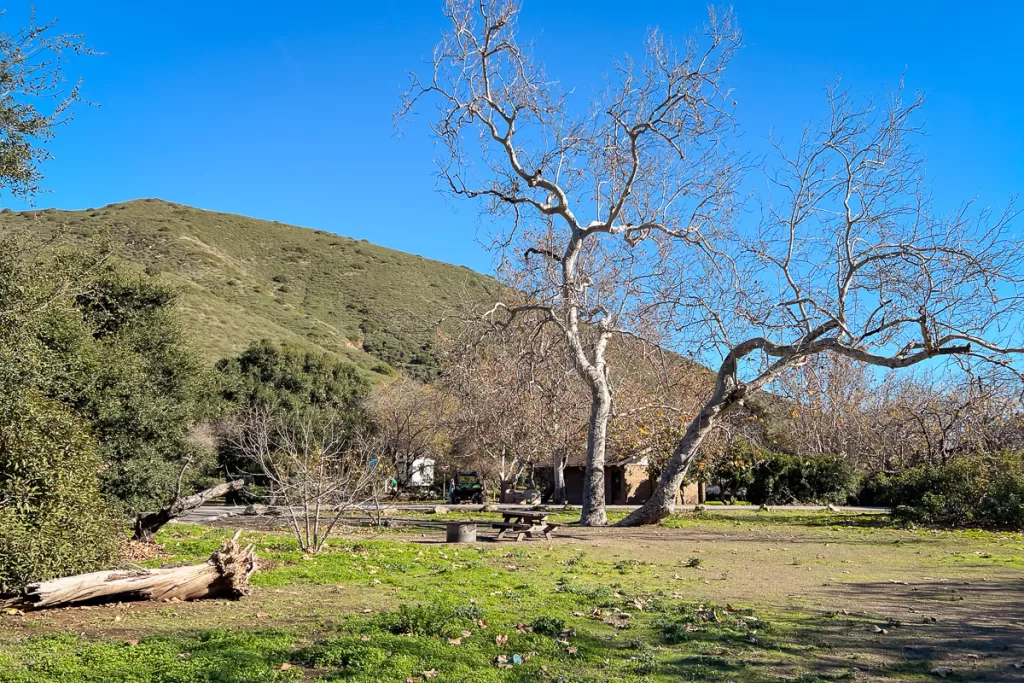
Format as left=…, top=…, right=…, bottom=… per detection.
left=580, top=382, right=612, bottom=525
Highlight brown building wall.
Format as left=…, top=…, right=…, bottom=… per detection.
left=622, top=464, right=653, bottom=504
left=680, top=481, right=700, bottom=505
left=553, top=465, right=655, bottom=505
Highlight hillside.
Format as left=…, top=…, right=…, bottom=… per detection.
left=0, top=199, right=497, bottom=377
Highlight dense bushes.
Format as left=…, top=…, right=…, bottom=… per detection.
left=868, top=453, right=1024, bottom=529
left=0, top=242, right=218, bottom=588
left=745, top=451, right=860, bottom=506
left=69, top=265, right=223, bottom=514
left=216, top=340, right=373, bottom=500
left=0, top=393, right=122, bottom=593
left=217, top=339, right=369, bottom=412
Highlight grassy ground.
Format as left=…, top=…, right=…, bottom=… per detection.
left=1, top=511, right=1022, bottom=682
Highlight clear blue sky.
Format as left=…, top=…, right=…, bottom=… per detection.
left=7, top=1, right=1023, bottom=273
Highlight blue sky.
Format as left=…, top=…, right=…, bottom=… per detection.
left=7, top=1, right=1023, bottom=273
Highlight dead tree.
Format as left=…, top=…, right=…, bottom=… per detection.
left=401, top=0, right=741, bottom=525
left=132, top=479, right=245, bottom=542
left=7, top=533, right=256, bottom=611
left=231, top=406, right=389, bottom=554
left=620, top=86, right=1024, bottom=525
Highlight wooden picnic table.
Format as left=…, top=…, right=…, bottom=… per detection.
left=492, top=509, right=559, bottom=542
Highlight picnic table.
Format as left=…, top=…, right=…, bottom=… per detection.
left=491, top=509, right=559, bottom=542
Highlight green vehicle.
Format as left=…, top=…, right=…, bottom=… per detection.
left=450, top=471, right=485, bottom=504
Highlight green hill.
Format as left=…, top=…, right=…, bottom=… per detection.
left=0, top=198, right=497, bottom=377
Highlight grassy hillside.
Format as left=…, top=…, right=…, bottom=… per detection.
left=0, top=199, right=497, bottom=376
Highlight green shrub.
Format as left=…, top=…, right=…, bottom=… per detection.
left=529, top=615, right=566, bottom=637
left=379, top=600, right=480, bottom=638
left=746, top=452, right=859, bottom=505
left=872, top=453, right=1024, bottom=529
left=713, top=444, right=757, bottom=503
left=0, top=393, right=123, bottom=593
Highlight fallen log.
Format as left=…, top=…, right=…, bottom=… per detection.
left=10, top=533, right=256, bottom=611
left=133, top=479, right=245, bottom=542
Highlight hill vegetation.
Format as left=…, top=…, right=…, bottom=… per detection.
left=0, top=199, right=497, bottom=377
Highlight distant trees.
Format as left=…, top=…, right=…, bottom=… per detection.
left=769, top=357, right=1024, bottom=473
left=366, top=377, right=450, bottom=488
left=434, top=325, right=556, bottom=501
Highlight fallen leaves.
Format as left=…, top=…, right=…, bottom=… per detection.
left=495, top=634, right=508, bottom=646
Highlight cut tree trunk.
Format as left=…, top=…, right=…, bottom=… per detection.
left=133, top=479, right=245, bottom=542
left=9, top=533, right=256, bottom=611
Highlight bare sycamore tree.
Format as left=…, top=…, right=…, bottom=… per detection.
left=620, top=87, right=1024, bottom=525
left=231, top=405, right=390, bottom=553
left=401, top=0, right=741, bottom=524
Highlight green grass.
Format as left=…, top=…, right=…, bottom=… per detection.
left=0, top=199, right=497, bottom=375
left=2, top=514, right=1022, bottom=682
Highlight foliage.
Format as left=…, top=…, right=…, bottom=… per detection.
left=218, top=339, right=370, bottom=413
left=380, top=600, right=482, bottom=638
left=528, top=615, right=566, bottom=637
left=707, top=438, right=758, bottom=503
left=0, top=11, right=94, bottom=202
left=217, top=340, right=374, bottom=500
left=745, top=451, right=860, bottom=506
left=0, top=392, right=122, bottom=593
left=0, top=240, right=220, bottom=519
left=69, top=264, right=223, bottom=514
left=872, top=453, right=1024, bottom=529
